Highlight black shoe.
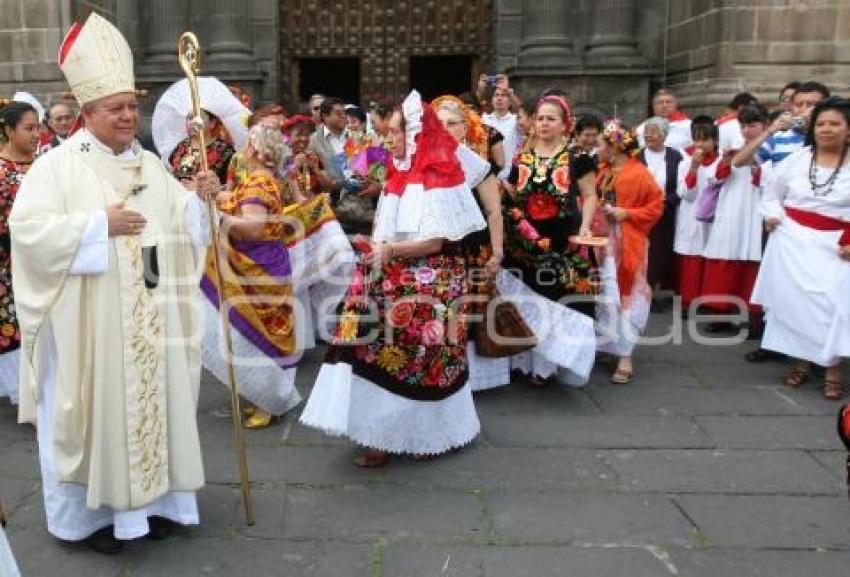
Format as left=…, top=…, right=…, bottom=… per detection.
left=83, top=526, right=124, bottom=555
left=744, top=348, right=785, bottom=363
left=146, top=516, right=178, bottom=541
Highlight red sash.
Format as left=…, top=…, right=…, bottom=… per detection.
left=785, top=207, right=850, bottom=246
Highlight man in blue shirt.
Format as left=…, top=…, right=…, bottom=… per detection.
left=757, top=81, right=830, bottom=166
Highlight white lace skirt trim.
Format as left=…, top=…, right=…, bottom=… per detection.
left=202, top=297, right=301, bottom=416
left=467, top=341, right=511, bottom=392
left=495, top=270, right=596, bottom=386
left=0, top=348, right=19, bottom=404
left=300, top=363, right=481, bottom=455
left=372, top=184, right=486, bottom=244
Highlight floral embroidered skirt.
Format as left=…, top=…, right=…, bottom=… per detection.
left=300, top=253, right=482, bottom=455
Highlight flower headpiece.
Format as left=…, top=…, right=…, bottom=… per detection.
left=280, top=114, right=315, bottom=134
left=602, top=118, right=640, bottom=157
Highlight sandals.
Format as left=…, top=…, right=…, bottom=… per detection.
left=353, top=449, right=390, bottom=468
left=824, top=380, right=844, bottom=401
left=611, top=369, right=633, bottom=385
left=784, top=368, right=811, bottom=388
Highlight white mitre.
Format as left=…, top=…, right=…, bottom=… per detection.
left=58, top=12, right=135, bottom=105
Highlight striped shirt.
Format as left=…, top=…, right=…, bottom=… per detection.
left=757, top=129, right=805, bottom=165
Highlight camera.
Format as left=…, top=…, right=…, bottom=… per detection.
left=790, top=116, right=807, bottom=131
left=485, top=74, right=499, bottom=86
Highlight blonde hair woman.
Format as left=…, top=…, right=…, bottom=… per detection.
left=202, top=124, right=305, bottom=429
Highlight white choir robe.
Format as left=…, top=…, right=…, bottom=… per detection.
left=10, top=130, right=209, bottom=541
left=703, top=163, right=763, bottom=262
left=674, top=154, right=720, bottom=258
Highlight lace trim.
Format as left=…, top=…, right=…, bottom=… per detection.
left=301, top=364, right=481, bottom=455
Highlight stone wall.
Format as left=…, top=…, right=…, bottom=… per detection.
left=665, top=0, right=850, bottom=113
left=0, top=0, right=68, bottom=107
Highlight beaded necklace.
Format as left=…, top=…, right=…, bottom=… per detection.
left=808, top=144, right=848, bottom=198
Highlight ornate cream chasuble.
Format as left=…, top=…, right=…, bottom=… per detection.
left=10, top=131, right=205, bottom=510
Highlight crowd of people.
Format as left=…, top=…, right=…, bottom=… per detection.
left=0, top=12, right=847, bottom=562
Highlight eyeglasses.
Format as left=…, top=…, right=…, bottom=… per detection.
left=311, top=106, right=321, bottom=111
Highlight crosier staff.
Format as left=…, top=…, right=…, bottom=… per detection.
left=178, top=31, right=255, bottom=526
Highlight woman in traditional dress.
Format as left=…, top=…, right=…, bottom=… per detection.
left=638, top=117, right=684, bottom=300
left=595, top=120, right=664, bottom=383
left=752, top=97, right=850, bottom=400
left=433, top=96, right=509, bottom=392
left=169, top=109, right=235, bottom=185
left=0, top=101, right=39, bottom=405
left=202, top=124, right=302, bottom=429
left=675, top=122, right=722, bottom=314
left=499, top=94, right=598, bottom=387
left=300, top=90, right=486, bottom=467
left=701, top=104, right=769, bottom=334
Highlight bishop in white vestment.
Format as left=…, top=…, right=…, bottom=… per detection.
left=9, top=13, right=215, bottom=551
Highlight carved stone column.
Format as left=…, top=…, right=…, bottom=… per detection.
left=143, top=0, right=188, bottom=63
left=584, top=0, right=646, bottom=68
left=206, top=0, right=253, bottom=62
left=514, top=0, right=579, bottom=72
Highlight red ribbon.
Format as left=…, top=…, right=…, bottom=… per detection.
left=785, top=207, right=850, bottom=246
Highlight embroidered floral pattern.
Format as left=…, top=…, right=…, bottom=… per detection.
left=125, top=235, right=166, bottom=494
left=0, top=157, right=30, bottom=354
left=330, top=254, right=470, bottom=395
left=169, top=137, right=235, bottom=184
left=505, top=147, right=599, bottom=297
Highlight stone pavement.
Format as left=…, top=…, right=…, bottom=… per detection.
left=2, top=314, right=850, bottom=576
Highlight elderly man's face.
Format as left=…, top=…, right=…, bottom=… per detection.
left=48, top=103, right=75, bottom=138
left=644, top=124, right=666, bottom=151
left=82, top=92, right=139, bottom=151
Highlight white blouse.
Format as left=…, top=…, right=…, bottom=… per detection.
left=762, top=147, right=850, bottom=222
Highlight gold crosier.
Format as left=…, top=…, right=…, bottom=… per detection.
left=178, top=32, right=255, bottom=526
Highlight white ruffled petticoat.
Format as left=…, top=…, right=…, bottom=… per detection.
left=495, top=270, right=596, bottom=386
left=202, top=297, right=302, bottom=416
left=300, top=364, right=481, bottom=455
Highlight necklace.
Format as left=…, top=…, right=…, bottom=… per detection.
left=532, top=143, right=565, bottom=184
left=809, top=145, right=848, bottom=197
